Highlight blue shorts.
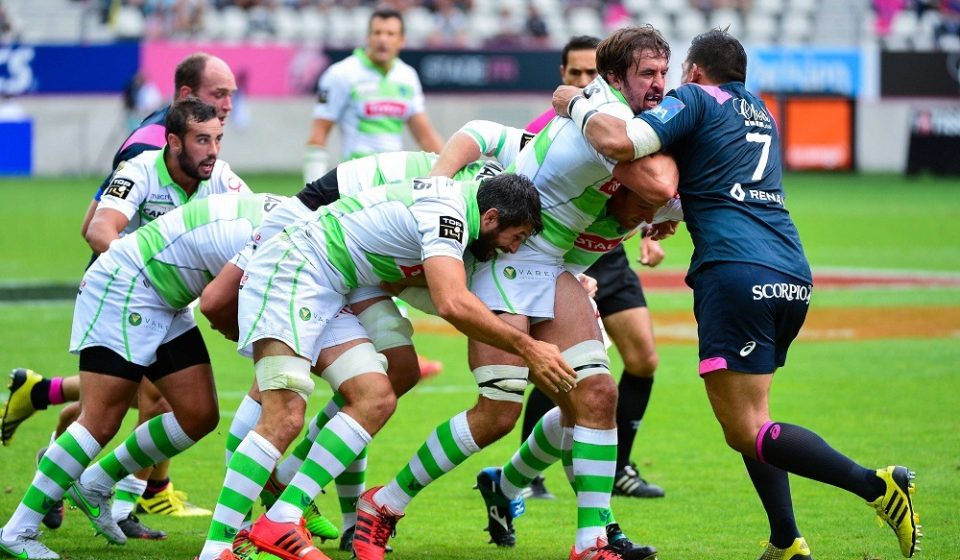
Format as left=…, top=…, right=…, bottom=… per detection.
left=693, top=263, right=811, bottom=376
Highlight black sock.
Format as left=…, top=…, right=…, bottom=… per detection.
left=759, top=422, right=886, bottom=501
left=743, top=454, right=800, bottom=548
left=520, top=387, right=556, bottom=444
left=143, top=476, right=170, bottom=499
left=29, top=379, right=52, bottom=410
left=615, top=373, right=653, bottom=470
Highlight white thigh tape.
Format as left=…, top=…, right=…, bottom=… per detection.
left=563, top=339, right=610, bottom=381
left=357, top=300, right=414, bottom=351
left=255, top=355, right=315, bottom=401
left=473, top=365, right=528, bottom=403
left=321, top=342, right=388, bottom=392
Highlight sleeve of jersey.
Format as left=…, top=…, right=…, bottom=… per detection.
left=95, top=143, right=164, bottom=201
left=313, top=66, right=347, bottom=121
left=407, top=69, right=427, bottom=116
left=651, top=196, right=684, bottom=224
left=637, top=86, right=702, bottom=150
left=458, top=120, right=510, bottom=158
left=97, top=162, right=148, bottom=220
left=214, top=162, right=252, bottom=194
left=412, top=199, right=469, bottom=262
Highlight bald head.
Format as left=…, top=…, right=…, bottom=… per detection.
left=174, top=53, right=237, bottom=124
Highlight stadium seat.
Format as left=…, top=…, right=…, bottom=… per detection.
left=623, top=0, right=655, bottom=16
left=788, top=0, right=819, bottom=16
left=113, top=6, right=145, bottom=40
left=780, top=12, right=811, bottom=44
left=676, top=10, right=708, bottom=42
left=709, top=8, right=743, bottom=37
left=745, top=11, right=777, bottom=45
left=219, top=6, right=250, bottom=42
left=299, top=7, right=326, bottom=46
left=656, top=0, right=688, bottom=17
left=567, top=7, right=604, bottom=39
left=272, top=5, right=301, bottom=42
left=754, top=0, right=785, bottom=16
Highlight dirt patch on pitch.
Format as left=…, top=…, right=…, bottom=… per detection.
left=649, top=306, right=960, bottom=343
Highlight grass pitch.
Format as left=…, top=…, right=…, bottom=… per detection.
left=0, top=172, right=957, bottom=559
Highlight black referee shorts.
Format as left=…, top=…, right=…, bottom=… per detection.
left=586, top=244, right=647, bottom=318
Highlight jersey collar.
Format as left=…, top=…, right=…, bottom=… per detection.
left=356, top=48, right=394, bottom=76
left=157, top=147, right=206, bottom=204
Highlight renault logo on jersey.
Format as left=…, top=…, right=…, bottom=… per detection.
left=730, top=183, right=745, bottom=201
left=128, top=312, right=142, bottom=326
left=299, top=307, right=312, bottom=321
left=503, top=266, right=517, bottom=279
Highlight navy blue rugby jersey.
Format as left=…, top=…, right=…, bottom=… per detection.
left=638, top=82, right=811, bottom=287
left=93, top=105, right=171, bottom=201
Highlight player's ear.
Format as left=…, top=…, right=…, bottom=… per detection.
left=167, top=132, right=182, bottom=154
left=481, top=207, right=500, bottom=228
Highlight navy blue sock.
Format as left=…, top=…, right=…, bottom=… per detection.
left=743, top=454, right=800, bottom=548
left=616, top=373, right=653, bottom=470
left=758, top=422, right=885, bottom=501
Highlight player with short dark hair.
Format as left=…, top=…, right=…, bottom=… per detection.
left=556, top=28, right=921, bottom=560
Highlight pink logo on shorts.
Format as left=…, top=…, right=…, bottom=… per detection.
left=770, top=424, right=781, bottom=440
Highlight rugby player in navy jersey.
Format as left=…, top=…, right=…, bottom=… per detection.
left=553, top=28, right=920, bottom=560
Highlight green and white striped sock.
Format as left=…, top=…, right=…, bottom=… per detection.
left=225, top=395, right=262, bottom=464
left=573, top=425, right=617, bottom=553
left=2, top=423, right=100, bottom=538
left=500, top=406, right=563, bottom=500
left=335, top=448, right=366, bottom=529
left=373, top=411, right=480, bottom=514
left=200, top=430, right=281, bottom=560
left=112, top=475, right=147, bottom=522
left=80, top=413, right=195, bottom=495
left=266, top=412, right=370, bottom=524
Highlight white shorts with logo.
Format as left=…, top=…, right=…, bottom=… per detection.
left=70, top=253, right=196, bottom=366
left=468, top=243, right=564, bottom=320
left=237, top=233, right=366, bottom=364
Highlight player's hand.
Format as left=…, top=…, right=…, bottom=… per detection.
left=639, top=237, right=665, bottom=268
left=553, top=85, right=582, bottom=117
left=647, top=220, right=678, bottom=241
left=521, top=339, right=577, bottom=394
left=577, top=273, right=598, bottom=298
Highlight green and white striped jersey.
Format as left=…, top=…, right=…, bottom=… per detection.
left=314, top=49, right=426, bottom=161
left=99, top=149, right=252, bottom=237
left=509, top=75, right=634, bottom=260
left=108, top=192, right=285, bottom=308
left=289, top=177, right=480, bottom=292
left=334, top=121, right=528, bottom=196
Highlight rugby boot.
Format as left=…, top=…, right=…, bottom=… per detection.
left=605, top=523, right=658, bottom=560
left=417, top=356, right=443, bottom=379
left=117, top=513, right=167, bottom=540
left=354, top=487, right=403, bottom=560
left=757, top=537, right=812, bottom=560
left=520, top=475, right=556, bottom=500
left=570, top=537, right=623, bottom=560
left=233, top=529, right=268, bottom=560
left=869, top=466, right=921, bottom=557
left=137, top=483, right=211, bottom=517
left=612, top=463, right=664, bottom=498
left=65, top=480, right=126, bottom=544
left=475, top=467, right=525, bottom=547
left=35, top=448, right=64, bottom=530
left=0, top=528, right=60, bottom=559
left=248, top=515, right=329, bottom=560
left=339, top=525, right=393, bottom=555
left=2, top=368, right=43, bottom=445
left=261, top=472, right=339, bottom=542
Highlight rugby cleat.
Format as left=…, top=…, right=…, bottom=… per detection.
left=137, top=483, right=211, bottom=517
left=2, top=368, right=43, bottom=445
left=0, top=528, right=60, bottom=559
left=757, top=537, right=812, bottom=560
left=570, top=537, right=623, bottom=560
left=612, top=463, right=664, bottom=498
left=869, top=466, right=920, bottom=558
left=261, top=473, right=338, bottom=542
left=233, top=529, right=281, bottom=560
left=417, top=356, right=443, bottom=379
left=65, top=480, right=126, bottom=544
left=475, top=467, right=525, bottom=547
left=248, top=515, right=329, bottom=560
left=35, top=448, right=64, bottom=530
left=117, top=513, right=166, bottom=540
left=339, top=525, right=393, bottom=555
left=520, top=475, right=556, bottom=500
left=354, top=487, right=403, bottom=560
left=605, top=523, right=658, bottom=560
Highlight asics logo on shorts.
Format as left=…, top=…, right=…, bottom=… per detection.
left=751, top=283, right=812, bottom=303
left=739, top=341, right=757, bottom=357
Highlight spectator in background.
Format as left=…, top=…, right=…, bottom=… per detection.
left=123, top=73, right=163, bottom=132
left=873, top=0, right=908, bottom=35
left=525, top=4, right=550, bottom=47
left=427, top=0, right=470, bottom=48
left=0, top=1, right=19, bottom=43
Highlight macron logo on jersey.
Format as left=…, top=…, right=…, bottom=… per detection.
left=646, top=96, right=685, bottom=124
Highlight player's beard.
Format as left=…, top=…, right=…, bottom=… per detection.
left=180, top=151, right=216, bottom=181
left=469, top=231, right=498, bottom=262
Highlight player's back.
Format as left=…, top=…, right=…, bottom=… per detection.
left=642, top=82, right=809, bottom=285
left=110, top=192, right=279, bottom=308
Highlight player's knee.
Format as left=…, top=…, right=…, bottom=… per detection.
left=577, top=375, right=618, bottom=418
left=137, top=394, right=172, bottom=420
left=351, top=375, right=397, bottom=432
left=716, top=417, right=759, bottom=455
left=482, top=401, right=522, bottom=441
left=78, top=409, right=125, bottom=446
left=357, top=300, right=414, bottom=352
left=182, top=406, right=220, bottom=441
left=623, top=350, right=658, bottom=378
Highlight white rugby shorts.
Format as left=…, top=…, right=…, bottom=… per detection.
left=467, top=244, right=564, bottom=320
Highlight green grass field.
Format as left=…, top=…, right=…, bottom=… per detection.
left=0, top=173, right=958, bottom=559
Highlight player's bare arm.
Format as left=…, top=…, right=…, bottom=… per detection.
left=84, top=207, right=130, bottom=254
left=422, top=255, right=577, bottom=392
left=429, top=129, right=484, bottom=178
left=407, top=113, right=444, bottom=154
left=639, top=236, right=665, bottom=267
left=306, top=117, right=335, bottom=148
left=198, top=262, right=245, bottom=341
left=613, top=152, right=678, bottom=207
left=79, top=200, right=99, bottom=238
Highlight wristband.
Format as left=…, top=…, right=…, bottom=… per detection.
left=569, top=95, right=598, bottom=133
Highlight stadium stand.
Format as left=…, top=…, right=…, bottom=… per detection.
left=1, top=0, right=958, bottom=51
